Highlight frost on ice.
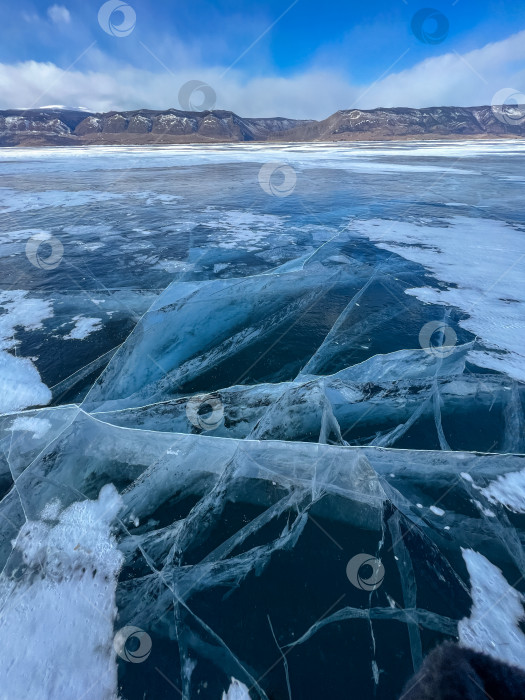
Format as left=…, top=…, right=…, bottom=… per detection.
left=0, top=485, right=123, bottom=700
left=459, top=549, right=525, bottom=670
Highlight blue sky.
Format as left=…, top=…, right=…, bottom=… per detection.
left=1, top=0, right=524, bottom=117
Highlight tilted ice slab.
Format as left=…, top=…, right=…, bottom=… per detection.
left=96, top=372, right=501, bottom=444
left=90, top=343, right=519, bottom=451
left=353, top=215, right=525, bottom=381
left=5, top=407, right=525, bottom=537
left=6, top=411, right=386, bottom=525
left=82, top=238, right=466, bottom=416
left=84, top=262, right=363, bottom=412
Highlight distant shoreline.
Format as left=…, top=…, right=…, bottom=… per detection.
left=1, top=105, right=524, bottom=146
left=4, top=134, right=524, bottom=149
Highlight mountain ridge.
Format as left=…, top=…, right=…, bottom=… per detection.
left=1, top=105, right=524, bottom=146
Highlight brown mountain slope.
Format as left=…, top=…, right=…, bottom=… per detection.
left=0, top=105, right=523, bottom=146
left=270, top=106, right=525, bottom=141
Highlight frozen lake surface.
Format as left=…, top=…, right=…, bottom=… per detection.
left=0, top=141, right=524, bottom=699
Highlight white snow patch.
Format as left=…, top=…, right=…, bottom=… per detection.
left=481, top=469, right=525, bottom=513
left=139, top=192, right=182, bottom=206
left=459, top=549, right=525, bottom=670
left=222, top=678, right=251, bottom=699
left=10, top=416, right=52, bottom=439
left=0, top=188, right=123, bottom=214
left=0, top=484, right=124, bottom=699
left=0, top=291, right=53, bottom=413
left=0, top=352, right=52, bottom=414
left=213, top=263, right=229, bottom=273
left=64, top=316, right=103, bottom=340
left=471, top=500, right=496, bottom=517
left=0, top=291, right=52, bottom=343
left=152, top=259, right=192, bottom=274
left=354, top=216, right=525, bottom=381
left=205, top=210, right=286, bottom=251
left=429, top=506, right=445, bottom=516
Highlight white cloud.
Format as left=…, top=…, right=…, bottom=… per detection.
left=362, top=30, right=525, bottom=109
left=47, top=5, right=71, bottom=25
left=0, top=29, right=524, bottom=118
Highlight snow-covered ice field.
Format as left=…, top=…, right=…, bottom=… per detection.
left=0, top=141, right=524, bottom=699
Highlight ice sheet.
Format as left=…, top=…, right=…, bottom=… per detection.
left=1, top=141, right=524, bottom=700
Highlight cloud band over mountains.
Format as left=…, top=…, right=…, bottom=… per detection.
left=1, top=29, right=524, bottom=118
